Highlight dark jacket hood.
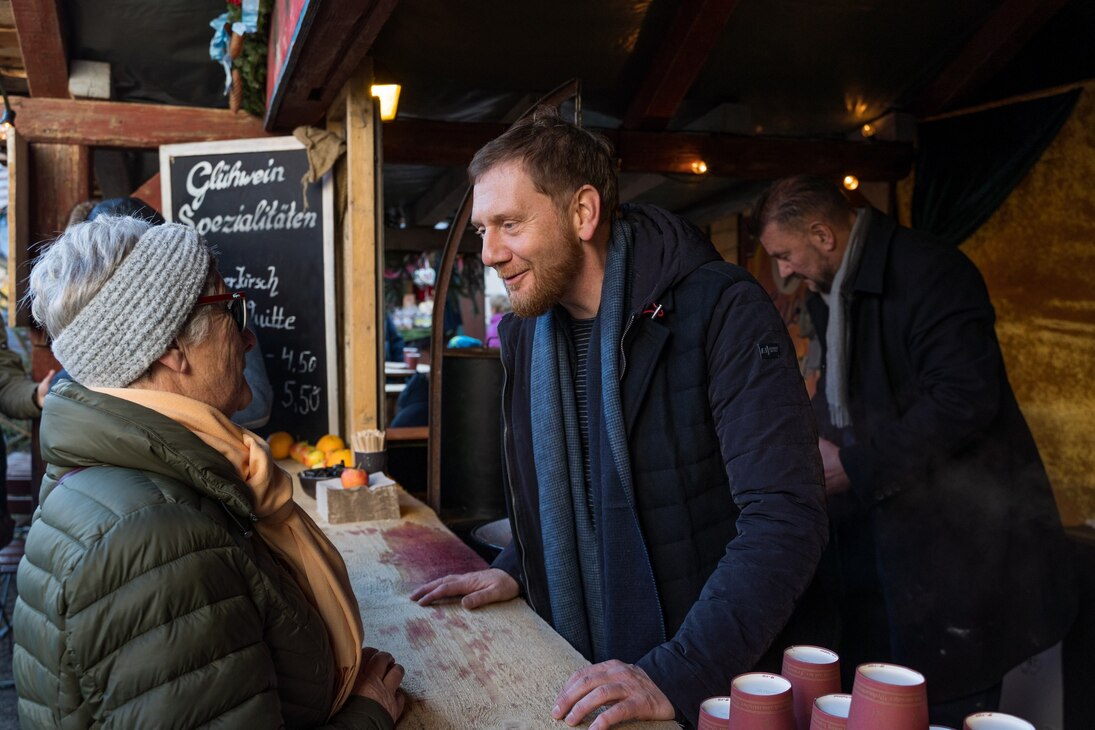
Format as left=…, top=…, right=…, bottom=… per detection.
left=622, top=202, right=722, bottom=313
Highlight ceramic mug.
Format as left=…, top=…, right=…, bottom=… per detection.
left=782, top=645, right=842, bottom=730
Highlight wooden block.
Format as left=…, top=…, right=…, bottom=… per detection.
left=317, top=474, right=400, bottom=523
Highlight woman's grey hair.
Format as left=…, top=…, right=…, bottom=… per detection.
left=28, top=216, right=221, bottom=353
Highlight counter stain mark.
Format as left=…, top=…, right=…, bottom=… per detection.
left=377, top=522, right=488, bottom=587
left=378, top=625, right=400, bottom=636
left=405, top=617, right=439, bottom=649
left=426, top=601, right=501, bottom=700
left=345, top=527, right=381, bottom=536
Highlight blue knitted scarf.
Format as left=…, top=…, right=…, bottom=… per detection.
left=530, top=221, right=661, bottom=662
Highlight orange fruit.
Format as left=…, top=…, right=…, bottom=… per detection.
left=315, top=434, right=346, bottom=454
left=326, top=448, right=354, bottom=468
left=267, top=431, right=294, bottom=460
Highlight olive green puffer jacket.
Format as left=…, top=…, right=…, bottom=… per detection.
left=14, top=382, right=393, bottom=729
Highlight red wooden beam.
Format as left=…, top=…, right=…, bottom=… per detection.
left=911, top=0, right=1071, bottom=117
left=622, top=0, right=743, bottom=131
left=10, top=0, right=70, bottom=98
left=9, top=97, right=270, bottom=147
left=382, top=118, right=915, bottom=182
left=265, top=0, right=400, bottom=131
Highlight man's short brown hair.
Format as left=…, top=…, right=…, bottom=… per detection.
left=751, top=175, right=853, bottom=236
left=468, top=105, right=619, bottom=216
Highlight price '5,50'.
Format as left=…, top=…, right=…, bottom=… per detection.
left=281, top=380, right=323, bottom=415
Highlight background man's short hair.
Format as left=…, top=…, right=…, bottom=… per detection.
left=751, top=175, right=854, bottom=236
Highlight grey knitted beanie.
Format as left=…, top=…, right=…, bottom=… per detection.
left=50, top=223, right=211, bottom=387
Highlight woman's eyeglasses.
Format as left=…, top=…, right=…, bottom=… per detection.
left=194, top=291, right=248, bottom=332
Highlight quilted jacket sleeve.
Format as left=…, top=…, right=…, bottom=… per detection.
left=13, top=468, right=392, bottom=730
left=635, top=276, right=829, bottom=723
left=0, top=333, right=40, bottom=420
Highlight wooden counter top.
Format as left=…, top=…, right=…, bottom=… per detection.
left=280, top=460, right=679, bottom=729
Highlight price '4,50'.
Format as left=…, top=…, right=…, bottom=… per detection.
left=281, top=346, right=317, bottom=374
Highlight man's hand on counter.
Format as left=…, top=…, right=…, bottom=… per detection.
left=409, top=568, right=519, bottom=609
left=552, top=660, right=675, bottom=729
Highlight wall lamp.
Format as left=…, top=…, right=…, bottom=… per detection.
left=370, top=84, right=401, bottom=121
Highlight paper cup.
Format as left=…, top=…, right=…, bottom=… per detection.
left=783, top=645, right=842, bottom=730
left=810, top=693, right=851, bottom=730
left=729, top=673, right=795, bottom=730
left=963, top=713, right=1035, bottom=730
left=846, top=663, right=928, bottom=730
left=698, top=696, right=731, bottom=730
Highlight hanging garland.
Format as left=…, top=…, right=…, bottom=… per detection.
left=226, top=0, right=271, bottom=117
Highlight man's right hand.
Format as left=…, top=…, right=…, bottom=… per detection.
left=409, top=568, right=519, bottom=609
left=352, top=647, right=405, bottom=723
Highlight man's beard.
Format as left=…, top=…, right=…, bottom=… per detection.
left=504, top=231, right=583, bottom=318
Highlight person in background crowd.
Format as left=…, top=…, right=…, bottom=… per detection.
left=753, top=175, right=1077, bottom=726
left=484, top=293, right=512, bottom=348
left=411, top=106, right=831, bottom=729
left=0, top=331, right=53, bottom=548
left=54, top=196, right=274, bottom=430
left=15, top=216, right=403, bottom=728
left=384, top=311, right=405, bottom=363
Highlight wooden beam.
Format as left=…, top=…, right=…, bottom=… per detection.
left=266, top=0, right=399, bottom=132
left=339, top=64, right=383, bottom=434
left=10, top=97, right=269, bottom=147
left=383, top=119, right=915, bottom=181
left=623, top=0, right=743, bottom=130
left=911, top=0, right=1071, bottom=117
left=411, top=167, right=467, bottom=227
left=10, top=0, right=69, bottom=98
left=130, top=173, right=162, bottom=214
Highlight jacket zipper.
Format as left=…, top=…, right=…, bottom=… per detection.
left=616, top=309, right=668, bottom=644
left=500, top=344, right=538, bottom=615
left=619, top=312, right=637, bottom=379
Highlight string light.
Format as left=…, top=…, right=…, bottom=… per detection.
left=690, top=160, right=708, bottom=175
left=842, top=175, right=860, bottom=191
left=861, top=123, right=875, bottom=138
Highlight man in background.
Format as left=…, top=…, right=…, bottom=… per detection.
left=412, top=107, right=831, bottom=729
left=754, top=175, right=1076, bottom=726
left=0, top=332, right=52, bottom=547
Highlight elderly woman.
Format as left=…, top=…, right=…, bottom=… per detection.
left=14, top=217, right=403, bottom=728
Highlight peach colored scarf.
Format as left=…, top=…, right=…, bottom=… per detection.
left=93, top=387, right=363, bottom=716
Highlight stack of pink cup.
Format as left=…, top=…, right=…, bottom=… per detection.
left=698, top=696, right=731, bottom=730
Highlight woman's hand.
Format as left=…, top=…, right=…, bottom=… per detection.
left=352, top=647, right=406, bottom=723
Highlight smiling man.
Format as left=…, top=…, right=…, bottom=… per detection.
left=754, top=175, right=1077, bottom=726
left=411, top=107, right=831, bottom=729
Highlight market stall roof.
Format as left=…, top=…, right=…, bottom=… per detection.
left=2, top=0, right=1093, bottom=230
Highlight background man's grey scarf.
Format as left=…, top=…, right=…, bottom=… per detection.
left=824, top=207, right=870, bottom=428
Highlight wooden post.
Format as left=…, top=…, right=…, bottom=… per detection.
left=337, top=62, right=383, bottom=436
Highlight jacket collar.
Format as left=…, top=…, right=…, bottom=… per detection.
left=41, top=380, right=255, bottom=519
left=852, top=207, right=896, bottom=296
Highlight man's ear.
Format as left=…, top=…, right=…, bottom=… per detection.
left=155, top=342, right=190, bottom=374
left=573, top=185, right=602, bottom=242
left=809, top=221, right=838, bottom=252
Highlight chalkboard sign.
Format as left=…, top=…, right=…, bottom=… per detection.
left=159, top=136, right=337, bottom=440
